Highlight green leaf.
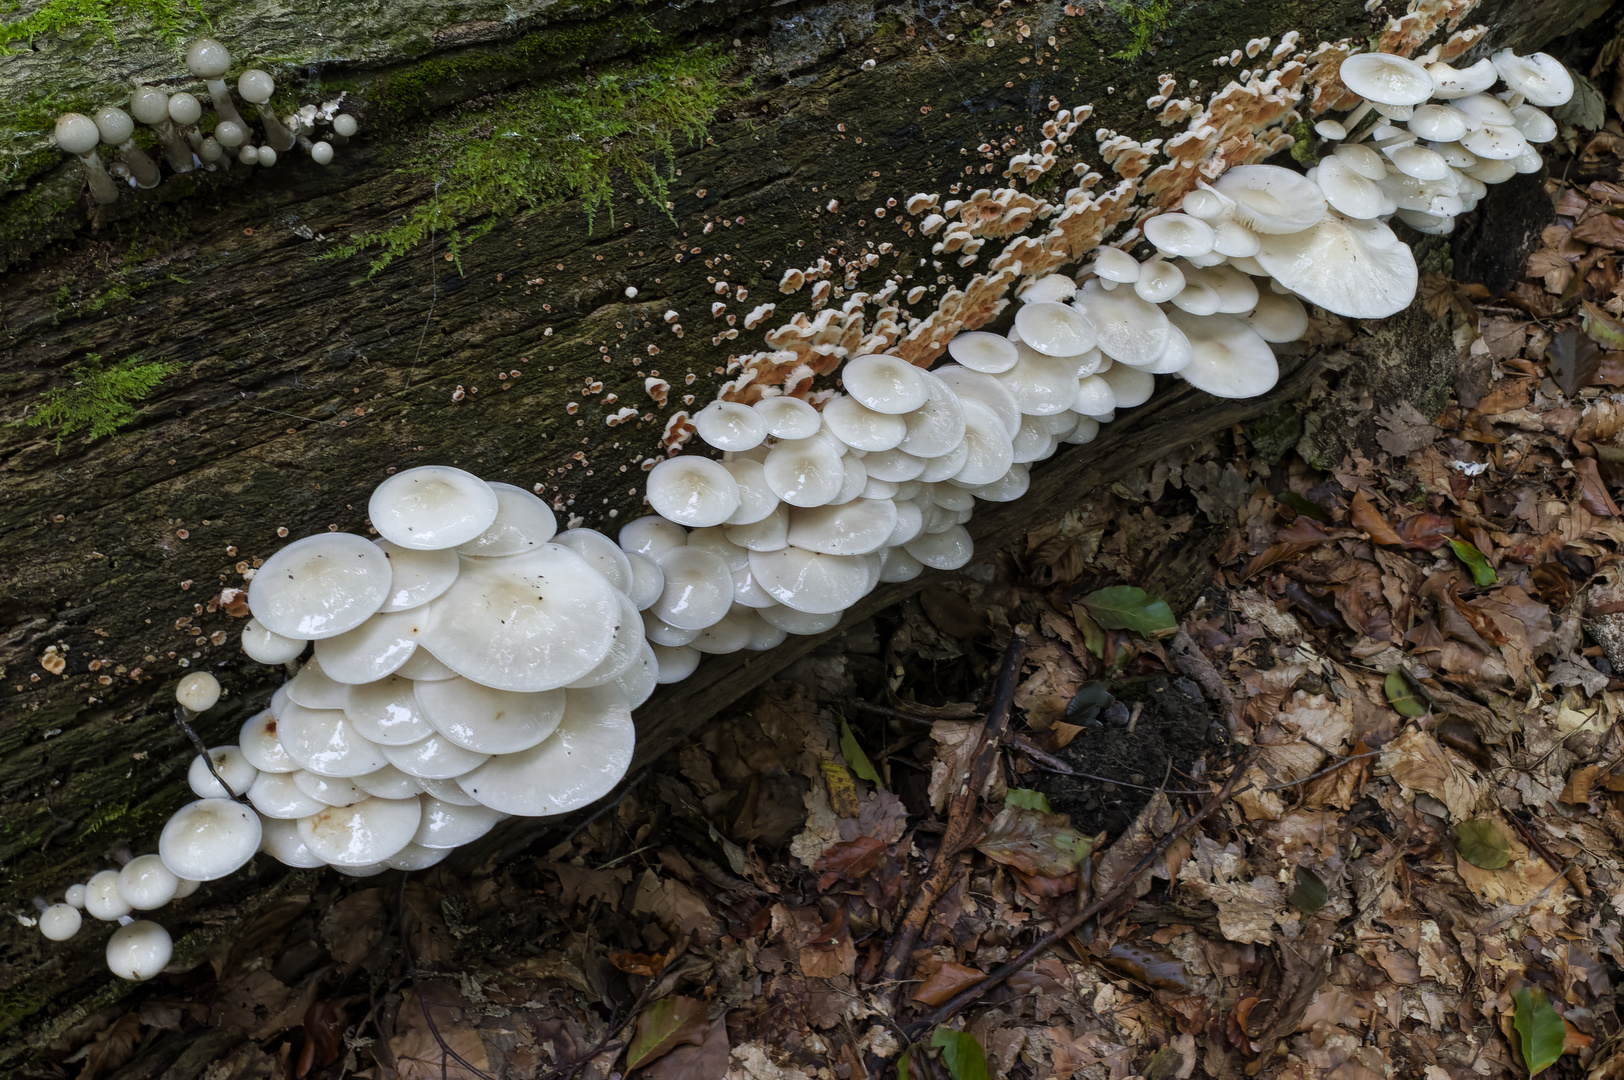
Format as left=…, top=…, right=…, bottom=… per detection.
left=626, top=995, right=707, bottom=1070
left=1073, top=608, right=1106, bottom=658
left=1081, top=586, right=1177, bottom=637
left=1512, top=986, right=1566, bottom=1076
left=1275, top=492, right=1330, bottom=522
left=896, top=1047, right=913, bottom=1080
left=1288, top=865, right=1328, bottom=915
left=1448, top=538, right=1498, bottom=587
left=1383, top=668, right=1429, bottom=717
left=929, top=1027, right=989, bottom=1080
left=839, top=719, right=884, bottom=789
left=1005, top=788, right=1053, bottom=813
left=1453, top=818, right=1513, bottom=870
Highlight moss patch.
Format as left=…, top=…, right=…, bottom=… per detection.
left=18, top=351, right=177, bottom=450
left=0, top=0, right=214, bottom=55
left=330, top=45, right=733, bottom=275
left=1109, top=0, right=1176, bottom=60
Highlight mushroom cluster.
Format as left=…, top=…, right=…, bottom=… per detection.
left=53, top=37, right=356, bottom=204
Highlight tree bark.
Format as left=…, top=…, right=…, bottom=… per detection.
left=0, top=0, right=1605, bottom=1061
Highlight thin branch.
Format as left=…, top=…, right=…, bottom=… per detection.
left=172, top=706, right=250, bottom=803
left=397, top=873, right=496, bottom=1080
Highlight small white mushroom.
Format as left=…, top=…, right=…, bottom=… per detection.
left=130, top=86, right=194, bottom=172
left=54, top=114, right=120, bottom=204
left=158, top=799, right=262, bottom=881
left=93, top=107, right=160, bottom=188
left=39, top=903, right=82, bottom=941
left=106, top=921, right=173, bottom=981
left=185, top=38, right=247, bottom=129
left=117, top=855, right=180, bottom=910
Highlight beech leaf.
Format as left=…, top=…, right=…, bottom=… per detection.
left=929, top=1027, right=990, bottom=1080
left=1005, top=788, right=1053, bottom=812
left=1383, top=668, right=1428, bottom=717
left=1512, top=986, right=1565, bottom=1076
left=1448, top=538, right=1499, bottom=587
left=839, top=719, right=884, bottom=788
left=627, top=996, right=708, bottom=1071
left=1453, top=818, right=1513, bottom=870
left=1288, top=865, right=1328, bottom=915
left=1081, top=586, right=1177, bottom=636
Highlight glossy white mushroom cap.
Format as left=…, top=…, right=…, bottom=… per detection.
left=693, top=401, right=769, bottom=452
left=1453, top=91, right=1516, bottom=128
left=1168, top=310, right=1280, bottom=399
left=340, top=675, right=433, bottom=745
left=933, top=365, right=1019, bottom=438
left=85, top=870, right=132, bottom=921
left=1090, top=247, right=1141, bottom=284
left=619, top=514, right=688, bottom=559
left=242, top=618, right=307, bottom=664
left=456, top=483, right=558, bottom=557
left=1427, top=58, right=1497, bottom=99
left=188, top=746, right=258, bottom=799
left=554, top=528, right=634, bottom=594
left=248, top=771, right=329, bottom=818
left=651, top=546, right=734, bottom=629
left=1492, top=50, right=1573, bottom=107
left=1407, top=103, right=1469, bottom=143
left=457, top=691, right=635, bottom=816
left=313, top=609, right=424, bottom=686
left=167, top=92, right=203, bottom=125
left=1511, top=103, right=1557, bottom=143
left=652, top=642, right=703, bottom=683
left=1098, top=364, right=1155, bottom=409
left=298, top=796, right=422, bottom=866
left=1314, top=119, right=1347, bottom=140
left=238, top=68, right=275, bottom=104
left=54, top=113, right=100, bottom=154
left=1340, top=51, right=1434, bottom=106
left=292, top=770, right=369, bottom=807
left=898, top=372, right=968, bottom=458
left=159, top=799, right=262, bottom=881
left=1074, top=374, right=1117, bottom=417
left=1143, top=213, right=1215, bottom=259
left=719, top=459, right=781, bottom=527
left=286, top=657, right=350, bottom=708
left=822, top=396, right=906, bottom=452
left=763, top=435, right=847, bottom=507
left=64, top=883, right=88, bottom=909
left=947, top=331, right=1019, bottom=373
left=787, top=499, right=899, bottom=555
left=1017, top=273, right=1080, bottom=303
left=249, top=532, right=392, bottom=640
left=369, top=466, right=500, bottom=551
left=353, top=763, right=425, bottom=801
left=276, top=701, right=388, bottom=777
left=175, top=671, right=221, bottom=713
left=93, top=106, right=135, bottom=145
left=184, top=37, right=231, bottom=77
left=129, top=86, right=170, bottom=125
left=415, top=677, right=565, bottom=754
left=905, top=525, right=974, bottom=570
left=372, top=540, right=461, bottom=612
left=419, top=544, right=618, bottom=692
left=1459, top=123, right=1527, bottom=160
left=758, top=605, right=845, bottom=635
left=1387, top=144, right=1452, bottom=181
left=239, top=709, right=298, bottom=773
left=1134, top=258, right=1185, bottom=304
left=1242, top=292, right=1310, bottom=343
left=107, top=921, right=172, bottom=981
left=116, top=855, right=179, bottom=910
left=333, top=114, right=359, bottom=137
left=381, top=732, right=490, bottom=780
left=1073, top=279, right=1171, bottom=368
left=1333, top=142, right=1389, bottom=180
left=842, top=354, right=930, bottom=414
left=994, top=349, right=1085, bottom=414
left=752, top=395, right=822, bottom=439
left=951, top=400, right=1016, bottom=487
left=623, top=551, right=666, bottom=610
left=413, top=796, right=505, bottom=848
left=260, top=817, right=326, bottom=867
left=646, top=456, right=742, bottom=527
left=1253, top=211, right=1417, bottom=319
left=40, top=903, right=82, bottom=941
left=1310, top=157, right=1392, bottom=219
left=1212, top=218, right=1261, bottom=258
left=1013, top=301, right=1098, bottom=358
left=1213, top=165, right=1328, bottom=234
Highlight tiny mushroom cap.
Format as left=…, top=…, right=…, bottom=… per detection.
left=748, top=547, right=871, bottom=613
left=692, top=401, right=768, bottom=452
left=619, top=514, right=689, bottom=559
left=1511, top=103, right=1558, bottom=143
left=1387, top=144, right=1452, bottom=181
left=1143, top=213, right=1216, bottom=258
left=1492, top=50, right=1574, bottom=107
left=117, top=855, right=180, bottom=910
left=763, top=435, right=846, bottom=507
left=1339, top=52, right=1435, bottom=106
left=1253, top=211, right=1418, bottom=319
left=214, top=120, right=248, bottom=148
left=1314, top=118, right=1347, bottom=140
left=188, top=745, right=258, bottom=799
left=1309, top=156, right=1391, bottom=219
left=175, top=671, right=222, bottom=713
left=39, top=904, right=82, bottom=941
left=947, top=331, right=1019, bottom=373
left=651, top=547, right=734, bottom=629
left=1407, top=103, right=1469, bottom=143
left=415, top=677, right=564, bottom=754
left=456, top=692, right=636, bottom=816
left=310, top=140, right=335, bottom=165
left=184, top=37, right=232, bottom=77
left=249, top=532, right=392, bottom=640
left=1168, top=310, right=1279, bottom=399
left=1072, top=279, right=1171, bottom=368
left=752, top=395, right=822, bottom=439
left=65, top=883, right=88, bottom=908
left=158, top=798, right=262, bottom=881
left=1134, top=258, right=1185, bottom=304
left=821, top=396, right=906, bottom=452
left=242, top=618, right=307, bottom=664
left=130, top=86, right=170, bottom=125
left=239, top=709, right=298, bottom=773
left=419, top=545, right=618, bottom=691
left=106, top=921, right=172, bottom=981
left=260, top=817, right=326, bottom=867
left=332, top=114, right=359, bottom=137
left=168, top=93, right=204, bottom=126
left=1427, top=57, right=1497, bottom=98
left=93, top=106, right=135, bottom=145
left=1013, top=301, right=1098, bottom=357
left=1332, top=142, right=1389, bottom=180
left=85, top=871, right=132, bottom=921
left=1090, top=247, right=1141, bottom=284
left=645, top=456, right=742, bottom=527
left=1017, top=273, right=1080, bottom=303
left=456, top=482, right=558, bottom=557
left=842, top=353, right=930, bottom=414
left=237, top=69, right=275, bottom=104
left=370, top=466, right=500, bottom=550
left=1212, top=165, right=1328, bottom=234
left=1179, top=185, right=1230, bottom=220
left=54, top=112, right=100, bottom=154
left=298, top=796, right=423, bottom=866
left=247, top=771, right=329, bottom=819
left=412, top=797, right=505, bottom=849
left=722, top=459, right=783, bottom=526
left=1242, top=291, right=1310, bottom=343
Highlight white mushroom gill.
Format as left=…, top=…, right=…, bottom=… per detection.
left=35, top=24, right=1581, bottom=987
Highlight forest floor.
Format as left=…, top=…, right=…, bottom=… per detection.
left=36, top=83, right=1624, bottom=1080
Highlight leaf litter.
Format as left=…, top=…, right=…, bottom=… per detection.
left=35, top=43, right=1624, bottom=1080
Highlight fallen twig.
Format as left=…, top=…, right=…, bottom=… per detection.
left=1166, top=630, right=1240, bottom=732
left=397, top=873, right=496, bottom=1080
left=901, top=748, right=1257, bottom=1040
left=878, top=627, right=1028, bottom=1003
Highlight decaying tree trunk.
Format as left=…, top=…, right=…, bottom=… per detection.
left=0, top=0, right=1607, bottom=1061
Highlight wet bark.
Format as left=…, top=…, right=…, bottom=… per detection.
left=0, top=0, right=1604, bottom=1063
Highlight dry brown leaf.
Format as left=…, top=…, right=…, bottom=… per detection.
left=1378, top=729, right=1482, bottom=819
left=1351, top=491, right=1403, bottom=546
left=390, top=989, right=490, bottom=1080
left=913, top=962, right=987, bottom=1006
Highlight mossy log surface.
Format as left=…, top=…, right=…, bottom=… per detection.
left=0, top=0, right=1604, bottom=1060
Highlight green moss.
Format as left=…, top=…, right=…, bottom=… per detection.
left=1289, top=120, right=1316, bottom=165
left=18, top=351, right=177, bottom=450
left=0, top=0, right=213, bottom=55
left=1109, top=0, right=1175, bottom=60
left=331, top=45, right=733, bottom=275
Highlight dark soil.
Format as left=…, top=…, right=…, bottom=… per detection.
left=1034, top=675, right=1221, bottom=837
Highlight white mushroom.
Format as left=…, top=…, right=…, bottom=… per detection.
left=1072, top=279, right=1171, bottom=368
left=787, top=499, right=899, bottom=555
left=1167, top=310, right=1279, bottom=399
left=239, top=709, right=299, bottom=773
left=39, top=903, right=82, bottom=941
left=248, top=532, right=392, bottom=640
left=456, top=483, right=558, bottom=557
left=763, top=435, right=847, bottom=507
left=822, top=396, right=906, bottom=452
left=275, top=701, right=388, bottom=777
left=188, top=745, right=257, bottom=799
left=646, top=456, right=743, bottom=527
left=1143, top=213, right=1216, bottom=259
left=748, top=546, right=871, bottom=613
left=106, top=921, right=172, bottom=981
left=237, top=68, right=296, bottom=151
left=1491, top=50, right=1574, bottom=108
left=1013, top=301, right=1098, bottom=358
left=947, top=331, right=1019, bottom=374
left=54, top=113, right=120, bottom=204
left=456, top=688, right=635, bottom=816
left=184, top=38, right=247, bottom=129
left=175, top=671, right=222, bottom=713
left=693, top=401, right=769, bottom=452
left=1212, top=165, right=1327, bottom=234
left=159, top=798, right=262, bottom=881
left=369, top=466, right=500, bottom=550
left=85, top=870, right=133, bottom=921
left=1426, top=58, right=1498, bottom=99
left=116, top=855, right=180, bottom=910
left=297, top=797, right=422, bottom=866
left=130, top=85, right=194, bottom=172
left=93, top=106, right=161, bottom=188
left=554, top=528, right=635, bottom=593
left=841, top=354, right=930, bottom=414
left=1253, top=211, right=1417, bottom=319
left=242, top=618, right=307, bottom=664
left=651, top=546, right=734, bottom=629
left=752, top=396, right=822, bottom=439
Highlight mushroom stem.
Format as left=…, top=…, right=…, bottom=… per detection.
left=115, top=140, right=162, bottom=188
left=255, top=105, right=295, bottom=152
left=204, top=78, right=247, bottom=129
left=283, top=658, right=302, bottom=679
left=149, top=121, right=196, bottom=173
left=1369, top=132, right=1418, bottom=151
left=74, top=151, right=121, bottom=204
left=1341, top=99, right=1377, bottom=138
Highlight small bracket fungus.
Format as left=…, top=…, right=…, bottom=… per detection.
left=54, top=113, right=120, bottom=204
